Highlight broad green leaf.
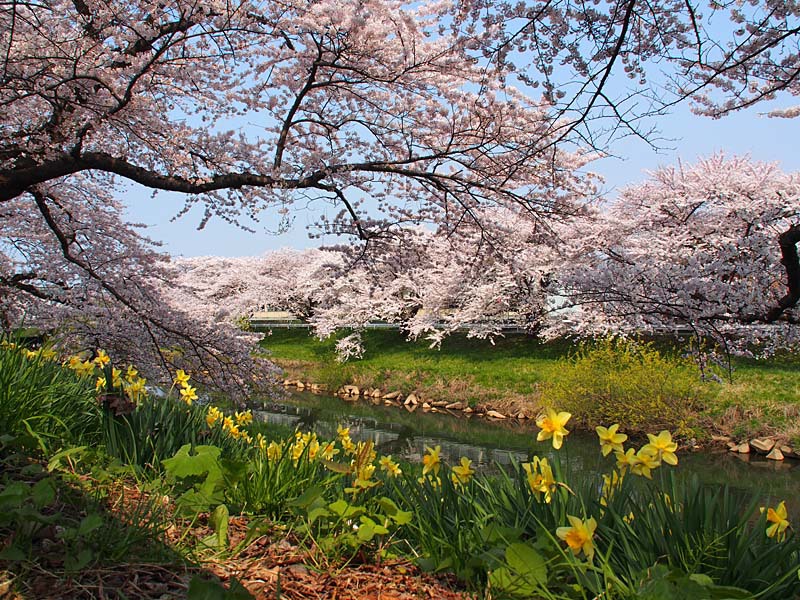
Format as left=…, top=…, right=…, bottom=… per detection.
left=78, top=513, right=104, bottom=536
left=64, top=548, right=93, bottom=573
left=288, top=485, right=324, bottom=509
left=162, top=444, right=222, bottom=479
left=504, top=542, right=547, bottom=586
left=31, top=478, right=56, bottom=508
left=328, top=499, right=364, bottom=519
left=308, top=506, right=332, bottom=524
left=210, top=504, right=230, bottom=550
left=0, top=544, right=26, bottom=561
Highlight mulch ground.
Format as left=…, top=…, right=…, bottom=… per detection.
left=1, top=468, right=472, bottom=600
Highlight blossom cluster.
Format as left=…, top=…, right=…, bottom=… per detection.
left=64, top=348, right=150, bottom=404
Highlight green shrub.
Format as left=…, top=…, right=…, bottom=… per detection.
left=541, top=337, right=712, bottom=433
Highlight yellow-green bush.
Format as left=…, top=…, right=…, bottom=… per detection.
left=541, top=337, right=712, bottom=433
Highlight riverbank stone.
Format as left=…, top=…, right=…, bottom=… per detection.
left=767, top=447, right=785, bottom=461
left=750, top=438, right=775, bottom=454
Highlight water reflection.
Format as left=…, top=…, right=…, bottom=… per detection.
left=251, top=392, right=800, bottom=504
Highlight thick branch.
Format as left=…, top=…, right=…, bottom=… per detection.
left=0, top=152, right=283, bottom=202
left=762, top=224, right=800, bottom=323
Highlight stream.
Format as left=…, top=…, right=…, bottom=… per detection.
left=251, top=390, right=800, bottom=505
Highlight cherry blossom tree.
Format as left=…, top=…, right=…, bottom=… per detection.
left=0, top=0, right=591, bottom=382
left=173, top=205, right=576, bottom=357
left=0, top=176, right=277, bottom=391
left=4, top=0, right=800, bottom=383
left=476, top=0, right=800, bottom=145
left=560, top=154, right=800, bottom=355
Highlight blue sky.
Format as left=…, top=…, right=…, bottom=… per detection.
left=124, top=97, right=800, bottom=257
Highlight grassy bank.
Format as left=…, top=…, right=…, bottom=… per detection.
left=260, top=329, right=800, bottom=444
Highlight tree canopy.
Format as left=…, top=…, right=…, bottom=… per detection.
left=2, top=0, right=800, bottom=385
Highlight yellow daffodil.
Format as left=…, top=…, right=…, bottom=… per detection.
left=320, top=441, right=339, bottom=461
left=596, top=424, right=627, bottom=457
left=234, top=410, right=253, bottom=427
left=256, top=433, right=267, bottom=452
left=222, top=416, right=235, bottom=432
left=451, top=457, right=476, bottom=486
left=354, top=463, right=376, bottom=486
left=615, top=448, right=638, bottom=475
left=267, top=441, right=282, bottom=462
left=341, top=435, right=355, bottom=454
left=422, top=445, right=442, bottom=477
left=337, top=425, right=350, bottom=439
left=379, top=455, right=402, bottom=477
left=174, top=369, right=190, bottom=387
left=125, top=365, right=139, bottom=382
left=68, top=356, right=94, bottom=377
left=180, top=384, right=198, bottom=405
left=631, top=448, right=661, bottom=479
left=522, top=456, right=558, bottom=503
left=38, top=348, right=57, bottom=361
left=536, top=409, right=571, bottom=450
left=125, top=377, right=147, bottom=403
left=206, top=406, right=223, bottom=428
left=307, top=438, right=321, bottom=461
left=111, top=367, right=122, bottom=389
left=95, top=376, right=106, bottom=392
left=93, top=349, right=110, bottom=367
left=763, top=501, right=790, bottom=541
left=641, top=430, right=679, bottom=466
left=557, top=515, right=597, bottom=561
left=292, top=439, right=307, bottom=462
left=600, top=470, right=624, bottom=507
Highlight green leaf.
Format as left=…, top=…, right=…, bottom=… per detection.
left=489, top=543, right=548, bottom=597
left=320, top=459, right=352, bottom=474
left=357, top=518, right=377, bottom=542
left=64, top=548, right=94, bottom=573
left=210, top=504, right=230, bottom=550
left=308, top=506, right=332, bottom=524
left=77, top=513, right=104, bottom=536
left=377, top=496, right=400, bottom=516
left=377, top=496, right=412, bottom=525
left=175, top=488, right=225, bottom=517
left=162, top=444, right=222, bottom=478
left=389, top=508, right=412, bottom=526
left=328, top=499, right=364, bottom=519
left=31, top=478, right=56, bottom=509
left=288, top=485, right=324, bottom=509
left=0, top=482, right=30, bottom=509
left=0, top=544, right=26, bottom=561
left=504, top=542, right=547, bottom=586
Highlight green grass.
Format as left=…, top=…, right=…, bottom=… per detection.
left=260, top=329, right=800, bottom=443
left=261, top=329, right=570, bottom=399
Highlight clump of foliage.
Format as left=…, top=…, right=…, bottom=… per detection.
left=541, top=337, right=712, bottom=433
left=0, top=340, right=102, bottom=451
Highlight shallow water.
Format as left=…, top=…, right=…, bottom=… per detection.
left=252, top=391, right=800, bottom=505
